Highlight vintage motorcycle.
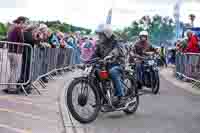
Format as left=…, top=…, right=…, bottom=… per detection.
left=130, top=54, right=160, bottom=94
left=66, top=57, right=139, bottom=124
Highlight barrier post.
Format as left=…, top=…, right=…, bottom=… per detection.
left=0, top=41, right=34, bottom=95
left=176, top=52, right=200, bottom=82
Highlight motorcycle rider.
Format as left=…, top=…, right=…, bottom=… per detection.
left=129, top=31, right=156, bottom=88
left=92, top=24, right=126, bottom=107
left=160, top=43, right=168, bottom=67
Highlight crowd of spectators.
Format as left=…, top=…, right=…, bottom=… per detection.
left=175, top=30, right=200, bottom=81
left=6, top=17, right=95, bottom=49
left=176, top=30, right=200, bottom=53
left=0, top=16, right=96, bottom=94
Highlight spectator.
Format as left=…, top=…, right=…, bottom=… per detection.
left=18, top=24, right=39, bottom=93
left=159, top=44, right=167, bottom=67
left=74, top=31, right=81, bottom=44
left=78, top=37, right=85, bottom=48
left=56, top=31, right=67, bottom=48
left=80, top=37, right=96, bottom=62
left=48, top=31, right=60, bottom=48
left=38, top=25, right=60, bottom=48
left=37, top=24, right=50, bottom=83
left=67, top=36, right=81, bottom=64
left=38, top=24, right=51, bottom=47
left=63, top=34, right=74, bottom=49
left=185, top=30, right=199, bottom=53
left=4, top=16, right=28, bottom=94
left=7, top=16, right=28, bottom=43
left=179, top=38, right=188, bottom=52
left=67, top=36, right=78, bottom=49
left=176, top=40, right=182, bottom=52
left=0, top=41, right=10, bottom=92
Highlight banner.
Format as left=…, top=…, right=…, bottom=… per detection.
left=174, top=0, right=183, bottom=39
left=106, top=8, right=112, bottom=24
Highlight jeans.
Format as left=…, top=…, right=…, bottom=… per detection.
left=108, top=66, right=124, bottom=97
left=136, top=63, right=144, bottom=83
left=0, top=49, right=10, bottom=90
left=8, top=53, right=22, bottom=89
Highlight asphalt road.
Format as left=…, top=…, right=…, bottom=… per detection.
left=0, top=74, right=66, bottom=133
left=0, top=70, right=199, bottom=133
left=61, top=71, right=200, bottom=133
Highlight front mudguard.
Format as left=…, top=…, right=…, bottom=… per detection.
left=73, top=76, right=88, bottom=80
left=73, top=76, right=106, bottom=100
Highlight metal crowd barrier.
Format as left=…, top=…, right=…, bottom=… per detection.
left=30, top=48, right=74, bottom=95
left=0, top=41, right=33, bottom=95
left=176, top=52, right=200, bottom=82
left=0, top=41, right=76, bottom=96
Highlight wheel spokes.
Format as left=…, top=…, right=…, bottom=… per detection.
left=72, top=82, right=97, bottom=119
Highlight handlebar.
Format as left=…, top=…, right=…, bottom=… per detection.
left=78, top=55, right=116, bottom=71
left=132, top=54, right=159, bottom=62
left=86, top=55, right=114, bottom=64
left=103, top=55, right=113, bottom=61
left=87, top=57, right=101, bottom=64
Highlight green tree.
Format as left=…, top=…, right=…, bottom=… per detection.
left=121, top=15, right=175, bottom=45
left=121, top=21, right=143, bottom=41
left=148, top=16, right=175, bottom=45
left=42, top=20, right=91, bottom=34
left=0, top=22, right=8, bottom=40
left=0, top=23, right=7, bottom=35
left=114, top=29, right=129, bottom=41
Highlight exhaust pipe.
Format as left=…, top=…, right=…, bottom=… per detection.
left=115, top=99, right=136, bottom=111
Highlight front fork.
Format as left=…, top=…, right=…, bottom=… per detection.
left=106, top=89, right=113, bottom=106
left=80, top=78, right=89, bottom=99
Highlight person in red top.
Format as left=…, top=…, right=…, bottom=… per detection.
left=185, top=30, right=199, bottom=53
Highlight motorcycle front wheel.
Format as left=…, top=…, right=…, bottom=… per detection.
left=151, top=71, right=160, bottom=94
left=66, top=78, right=101, bottom=124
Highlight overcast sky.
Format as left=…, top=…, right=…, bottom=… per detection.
left=0, top=0, right=200, bottom=29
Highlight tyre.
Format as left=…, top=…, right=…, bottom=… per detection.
left=66, top=78, right=101, bottom=124
left=123, top=74, right=139, bottom=114
left=152, top=71, right=160, bottom=94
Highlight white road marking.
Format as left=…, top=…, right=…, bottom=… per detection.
left=0, top=96, right=58, bottom=112
left=0, top=108, right=57, bottom=124
left=0, top=123, right=32, bottom=133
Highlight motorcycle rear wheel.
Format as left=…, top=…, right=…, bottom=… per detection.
left=123, top=75, right=139, bottom=114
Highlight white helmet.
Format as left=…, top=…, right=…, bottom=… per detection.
left=95, top=24, right=113, bottom=38
left=139, top=31, right=148, bottom=36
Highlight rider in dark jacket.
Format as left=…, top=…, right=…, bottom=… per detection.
left=92, top=24, right=126, bottom=107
